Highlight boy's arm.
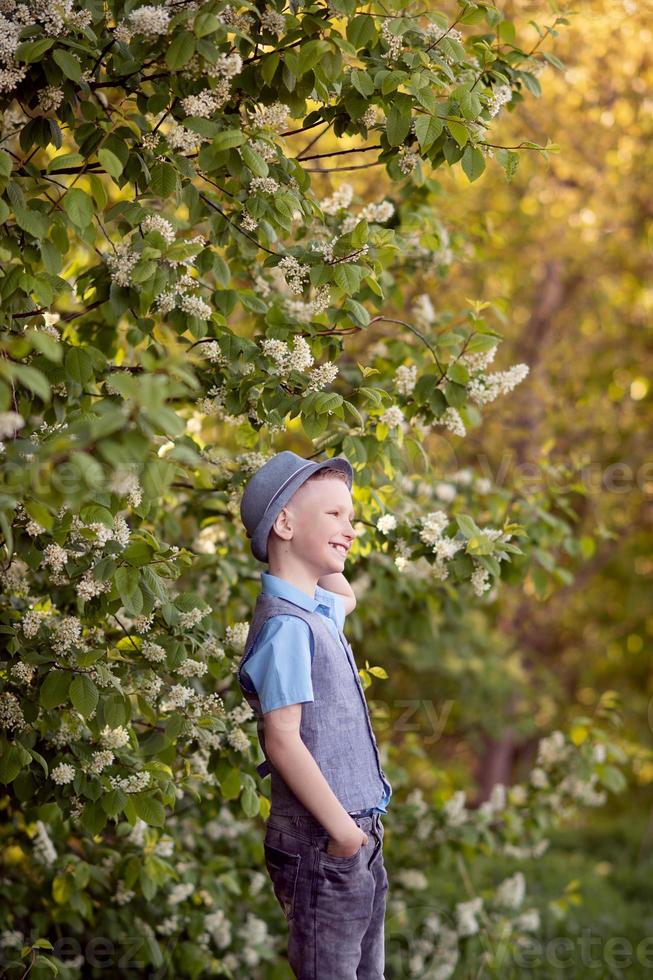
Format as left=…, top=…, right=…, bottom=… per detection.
left=263, top=704, right=362, bottom=848
left=316, top=572, right=357, bottom=617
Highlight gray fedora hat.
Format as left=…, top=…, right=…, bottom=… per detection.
left=240, top=450, right=354, bottom=563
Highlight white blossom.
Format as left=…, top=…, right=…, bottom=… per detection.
left=51, top=615, right=82, bottom=654
left=471, top=562, right=491, bottom=596
left=413, top=293, right=435, bottom=327
left=86, top=749, right=115, bottom=774
left=321, top=183, right=354, bottom=215
left=380, top=405, right=404, bottom=429
left=141, top=213, right=175, bottom=245
left=456, top=896, right=483, bottom=937
left=536, top=730, right=571, bottom=768
left=443, top=789, right=468, bottom=826
left=394, top=364, right=417, bottom=396
left=0, top=412, right=25, bottom=439
left=33, top=820, right=57, bottom=865
left=248, top=101, right=290, bottom=131
left=496, top=871, right=526, bottom=909
left=179, top=293, right=212, bottom=320
left=436, top=406, right=466, bottom=437
left=486, top=83, right=512, bottom=117
left=100, top=725, right=130, bottom=749
left=9, top=662, right=34, bottom=685
left=395, top=868, right=428, bottom=889
left=530, top=766, right=549, bottom=788
left=398, top=147, right=419, bottom=174
left=225, top=621, right=249, bottom=649
left=260, top=8, right=285, bottom=37
left=467, top=363, right=530, bottom=405
left=376, top=514, right=397, bottom=534
left=106, top=241, right=139, bottom=287
left=51, top=762, right=76, bottom=785
left=419, top=510, right=449, bottom=545
left=127, top=5, right=171, bottom=37
left=306, top=361, right=338, bottom=392
left=0, top=691, right=26, bottom=731
left=208, top=52, right=243, bottom=80
left=276, top=255, right=309, bottom=294
left=37, top=86, right=64, bottom=113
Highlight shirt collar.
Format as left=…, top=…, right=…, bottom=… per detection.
left=260, top=571, right=344, bottom=629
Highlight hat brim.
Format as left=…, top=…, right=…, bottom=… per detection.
left=251, top=456, right=353, bottom=563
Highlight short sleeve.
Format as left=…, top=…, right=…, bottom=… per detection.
left=240, top=615, right=314, bottom=714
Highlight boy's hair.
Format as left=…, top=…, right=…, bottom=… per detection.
left=302, top=466, right=350, bottom=487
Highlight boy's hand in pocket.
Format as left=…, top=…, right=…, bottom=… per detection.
left=326, top=826, right=368, bottom=858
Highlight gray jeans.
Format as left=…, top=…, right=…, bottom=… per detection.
left=263, top=809, right=388, bottom=979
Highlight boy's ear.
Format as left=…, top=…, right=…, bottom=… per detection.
left=271, top=507, right=292, bottom=541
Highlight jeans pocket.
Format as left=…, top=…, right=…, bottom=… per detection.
left=320, top=839, right=364, bottom=869
left=264, top=841, right=301, bottom=921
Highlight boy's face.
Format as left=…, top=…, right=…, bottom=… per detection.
left=271, top=477, right=356, bottom=572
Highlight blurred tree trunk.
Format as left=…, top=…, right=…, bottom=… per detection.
left=473, top=260, right=575, bottom=800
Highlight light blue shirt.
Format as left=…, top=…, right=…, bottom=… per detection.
left=241, top=571, right=391, bottom=813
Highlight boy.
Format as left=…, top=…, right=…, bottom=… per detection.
left=237, top=450, right=392, bottom=979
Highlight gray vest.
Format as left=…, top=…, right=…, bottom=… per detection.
left=237, top=592, right=389, bottom=817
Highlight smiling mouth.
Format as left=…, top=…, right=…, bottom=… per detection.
left=330, top=543, right=347, bottom=556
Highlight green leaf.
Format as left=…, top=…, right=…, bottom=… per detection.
left=454, top=85, right=482, bottom=120
left=81, top=800, right=107, bottom=834
left=344, top=298, right=369, bottom=326
left=11, top=364, right=51, bottom=402
left=350, top=70, right=374, bottom=96
left=64, top=347, right=94, bottom=384
left=46, top=152, right=85, bottom=174
left=381, top=70, right=409, bottom=95
left=456, top=514, right=481, bottom=539
left=414, top=114, right=443, bottom=151
left=0, top=151, right=12, bottom=178
left=600, top=764, right=627, bottom=793
left=40, top=670, right=72, bottom=709
left=53, top=874, right=72, bottom=904
left=62, top=188, right=94, bottom=227
left=260, top=52, right=279, bottom=85
left=131, top=792, right=165, bottom=827
left=150, top=163, right=178, bottom=196
left=15, top=38, right=54, bottom=62
left=386, top=103, right=411, bottom=146
left=220, top=766, right=242, bottom=799
left=0, top=743, right=29, bottom=784
left=447, top=120, right=469, bottom=148
left=53, top=48, right=82, bottom=81
left=98, top=147, right=124, bottom=180
left=102, top=788, right=128, bottom=818
left=347, top=14, right=375, bottom=49
left=194, top=12, right=221, bottom=36
left=165, top=31, right=195, bottom=70
left=496, top=147, right=520, bottom=182
left=333, top=263, right=365, bottom=294
left=115, top=565, right=139, bottom=601
left=213, top=128, right=246, bottom=152
left=240, top=784, right=260, bottom=817
left=14, top=207, right=48, bottom=239
left=240, top=142, right=268, bottom=177
left=70, top=675, right=99, bottom=719
left=461, top=145, right=486, bottom=182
